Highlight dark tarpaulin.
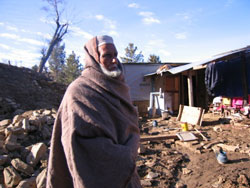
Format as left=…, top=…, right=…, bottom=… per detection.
left=205, top=56, right=250, bottom=97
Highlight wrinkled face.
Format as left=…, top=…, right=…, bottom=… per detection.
left=98, top=43, right=118, bottom=71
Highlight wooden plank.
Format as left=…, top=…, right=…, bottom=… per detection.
left=194, top=128, right=209, bottom=141
left=140, top=135, right=178, bottom=142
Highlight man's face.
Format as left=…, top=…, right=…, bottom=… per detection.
left=98, top=43, right=118, bottom=71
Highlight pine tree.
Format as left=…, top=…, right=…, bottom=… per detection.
left=48, top=42, right=65, bottom=82
left=31, top=65, right=39, bottom=72
left=148, top=54, right=161, bottom=63
left=63, top=51, right=82, bottom=85
left=120, top=43, right=144, bottom=63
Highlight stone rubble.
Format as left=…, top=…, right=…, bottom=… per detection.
left=0, top=108, right=56, bottom=187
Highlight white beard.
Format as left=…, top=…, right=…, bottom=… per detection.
left=100, top=64, right=122, bottom=78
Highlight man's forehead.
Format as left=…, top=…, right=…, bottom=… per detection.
left=98, top=44, right=117, bottom=53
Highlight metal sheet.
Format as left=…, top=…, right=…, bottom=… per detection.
left=144, top=45, right=250, bottom=76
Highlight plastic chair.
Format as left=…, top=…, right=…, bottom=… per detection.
left=212, top=96, right=222, bottom=116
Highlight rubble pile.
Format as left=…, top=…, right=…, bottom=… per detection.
left=137, top=117, right=250, bottom=187
left=0, top=108, right=56, bottom=187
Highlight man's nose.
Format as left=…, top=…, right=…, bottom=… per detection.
left=112, top=57, right=118, bottom=64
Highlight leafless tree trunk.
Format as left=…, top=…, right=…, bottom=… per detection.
left=38, top=0, right=69, bottom=73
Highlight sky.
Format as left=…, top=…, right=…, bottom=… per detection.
left=0, top=0, right=250, bottom=68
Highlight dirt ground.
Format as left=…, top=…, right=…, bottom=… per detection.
left=137, top=113, right=250, bottom=188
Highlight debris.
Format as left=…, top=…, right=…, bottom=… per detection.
left=175, top=181, right=186, bottom=188
left=237, top=174, right=249, bottom=186
left=182, top=168, right=192, bottom=175
left=216, top=143, right=240, bottom=152
left=146, top=171, right=159, bottom=179
left=213, top=126, right=223, bottom=132
left=140, top=180, right=152, bottom=186
left=202, top=141, right=223, bottom=149
left=11, top=158, right=34, bottom=176
left=140, top=135, right=178, bottom=142
left=194, top=128, right=209, bottom=141
left=26, top=143, right=47, bottom=167
left=145, top=160, right=156, bottom=167
left=36, top=168, right=47, bottom=188
left=176, top=132, right=198, bottom=142
left=3, top=166, right=22, bottom=187
left=138, top=144, right=146, bottom=154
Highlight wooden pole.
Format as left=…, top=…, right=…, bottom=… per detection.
left=187, top=71, right=194, bottom=106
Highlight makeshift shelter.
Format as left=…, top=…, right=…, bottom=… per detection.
left=144, top=45, right=250, bottom=115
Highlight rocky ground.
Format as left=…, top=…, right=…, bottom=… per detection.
left=0, top=63, right=250, bottom=187
left=137, top=114, right=250, bottom=188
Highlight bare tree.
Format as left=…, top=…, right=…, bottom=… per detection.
left=38, top=0, right=69, bottom=73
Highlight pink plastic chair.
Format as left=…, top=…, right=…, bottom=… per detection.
left=231, top=97, right=243, bottom=111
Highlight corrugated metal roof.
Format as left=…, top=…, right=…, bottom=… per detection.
left=144, top=45, right=250, bottom=77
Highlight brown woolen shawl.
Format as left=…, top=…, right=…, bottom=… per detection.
left=46, top=37, right=141, bottom=188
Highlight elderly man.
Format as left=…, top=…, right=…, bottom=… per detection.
left=46, top=35, right=142, bottom=188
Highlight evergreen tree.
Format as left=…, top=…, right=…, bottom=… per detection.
left=120, top=43, right=144, bottom=63
left=63, top=51, right=82, bottom=85
left=31, top=64, right=39, bottom=72
left=48, top=42, right=65, bottom=82
left=148, top=54, right=161, bottom=63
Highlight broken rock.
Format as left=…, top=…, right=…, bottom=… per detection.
left=0, top=119, right=11, bottom=127
left=140, top=179, right=152, bottom=186
left=182, top=168, right=192, bottom=175
left=146, top=171, right=159, bottom=179
left=36, top=168, right=47, bottom=188
left=138, top=144, right=146, bottom=154
left=237, top=174, right=249, bottom=186
left=3, top=166, right=22, bottom=188
left=11, top=158, right=34, bottom=176
left=26, top=143, right=47, bottom=167
left=213, top=126, right=222, bottom=132
left=16, top=177, right=36, bottom=188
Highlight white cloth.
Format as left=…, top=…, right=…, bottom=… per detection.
left=96, top=35, right=113, bottom=46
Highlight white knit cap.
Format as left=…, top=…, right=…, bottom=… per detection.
left=96, top=35, right=114, bottom=47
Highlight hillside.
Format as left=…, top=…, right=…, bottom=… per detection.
left=0, top=63, right=66, bottom=121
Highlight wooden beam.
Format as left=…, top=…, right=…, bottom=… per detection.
left=187, top=71, right=194, bottom=106
left=140, top=135, right=178, bottom=142
left=194, top=128, right=209, bottom=141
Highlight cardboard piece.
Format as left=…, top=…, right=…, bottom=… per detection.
left=176, top=105, right=205, bottom=126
